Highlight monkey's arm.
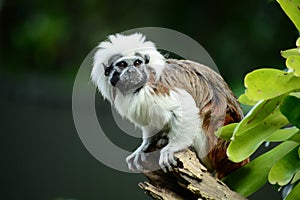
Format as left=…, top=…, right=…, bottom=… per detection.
left=158, top=89, right=206, bottom=172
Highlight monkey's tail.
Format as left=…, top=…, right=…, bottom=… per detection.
left=207, top=139, right=249, bottom=179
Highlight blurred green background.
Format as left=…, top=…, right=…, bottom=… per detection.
left=0, top=0, right=298, bottom=199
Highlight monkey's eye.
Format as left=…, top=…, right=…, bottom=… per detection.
left=134, top=59, right=143, bottom=67
left=116, top=61, right=128, bottom=68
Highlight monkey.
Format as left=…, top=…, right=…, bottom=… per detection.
left=91, top=33, right=249, bottom=178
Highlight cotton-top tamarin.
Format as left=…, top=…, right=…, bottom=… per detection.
left=91, top=33, right=249, bottom=178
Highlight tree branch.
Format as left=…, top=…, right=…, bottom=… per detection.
left=139, top=149, right=247, bottom=200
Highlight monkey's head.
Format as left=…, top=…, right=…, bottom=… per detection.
left=103, top=53, right=150, bottom=95
left=91, top=33, right=165, bottom=101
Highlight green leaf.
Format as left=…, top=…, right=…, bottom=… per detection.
left=244, top=69, right=300, bottom=101
left=266, top=127, right=299, bottom=142
left=228, top=108, right=289, bottom=162
left=289, top=132, right=300, bottom=143
left=280, top=95, right=300, bottom=128
left=238, top=94, right=258, bottom=105
left=291, top=169, right=300, bottom=184
left=277, top=0, right=300, bottom=31
left=285, top=182, right=300, bottom=200
left=227, top=97, right=288, bottom=162
left=223, top=141, right=299, bottom=197
left=286, top=55, right=300, bottom=77
left=235, top=97, right=282, bottom=135
left=268, top=146, right=300, bottom=186
left=215, top=123, right=238, bottom=140
left=297, top=37, right=300, bottom=47
left=281, top=48, right=300, bottom=59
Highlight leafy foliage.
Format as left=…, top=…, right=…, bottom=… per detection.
left=277, top=0, right=300, bottom=31
left=223, top=141, right=299, bottom=197
left=217, top=1, right=300, bottom=198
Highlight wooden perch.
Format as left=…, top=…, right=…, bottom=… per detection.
left=139, top=149, right=247, bottom=200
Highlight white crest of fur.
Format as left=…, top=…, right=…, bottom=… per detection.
left=91, top=33, right=165, bottom=102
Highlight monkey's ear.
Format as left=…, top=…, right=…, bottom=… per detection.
left=103, top=63, right=113, bottom=76
left=144, top=54, right=150, bottom=64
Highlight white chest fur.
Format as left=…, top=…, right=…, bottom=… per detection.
left=114, top=84, right=209, bottom=170
left=113, top=85, right=178, bottom=129
left=113, top=86, right=208, bottom=156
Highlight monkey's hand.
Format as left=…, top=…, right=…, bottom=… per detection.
left=126, top=129, right=169, bottom=172
left=159, top=145, right=178, bottom=172
left=126, top=143, right=150, bottom=172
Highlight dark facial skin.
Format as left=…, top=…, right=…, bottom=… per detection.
left=105, top=53, right=150, bottom=95
left=110, top=71, right=120, bottom=87
left=103, top=54, right=123, bottom=76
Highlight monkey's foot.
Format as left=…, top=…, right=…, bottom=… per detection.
left=159, top=147, right=178, bottom=172
left=126, top=150, right=149, bottom=172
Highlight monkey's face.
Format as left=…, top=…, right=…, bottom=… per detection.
left=104, top=53, right=150, bottom=95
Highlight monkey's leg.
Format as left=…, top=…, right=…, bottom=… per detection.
left=126, top=126, right=163, bottom=171
left=126, top=139, right=151, bottom=171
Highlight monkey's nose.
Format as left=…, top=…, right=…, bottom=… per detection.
left=110, top=72, right=120, bottom=86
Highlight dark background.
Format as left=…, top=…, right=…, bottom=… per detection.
left=0, top=0, right=298, bottom=199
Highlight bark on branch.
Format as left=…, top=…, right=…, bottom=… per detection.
left=139, top=149, right=247, bottom=200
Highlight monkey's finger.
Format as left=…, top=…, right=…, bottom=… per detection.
left=161, top=165, right=168, bottom=173
left=168, top=154, right=177, bottom=166
left=140, top=153, right=149, bottom=162
left=126, top=154, right=139, bottom=171
left=167, top=162, right=173, bottom=172
left=127, top=162, right=137, bottom=171
left=134, top=153, right=147, bottom=172
left=166, top=154, right=176, bottom=171
left=125, top=153, right=134, bottom=163
left=159, top=155, right=173, bottom=173
left=135, top=164, right=144, bottom=171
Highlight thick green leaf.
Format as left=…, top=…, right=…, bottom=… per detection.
left=280, top=95, right=300, bottom=128
left=285, top=182, right=300, bottom=200
left=281, top=48, right=300, bottom=59
left=267, top=127, right=299, bottom=142
left=215, top=123, right=238, bottom=140
left=268, top=146, right=300, bottom=185
left=244, top=69, right=300, bottom=101
left=223, top=141, right=299, bottom=197
left=289, top=132, right=300, bottom=143
left=286, top=55, right=300, bottom=77
left=296, top=37, right=300, bottom=47
left=228, top=108, right=289, bottom=162
left=291, top=169, right=300, bottom=184
left=227, top=97, right=288, bottom=162
left=238, top=94, right=258, bottom=106
left=277, top=0, right=300, bottom=31
left=234, top=97, right=282, bottom=135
